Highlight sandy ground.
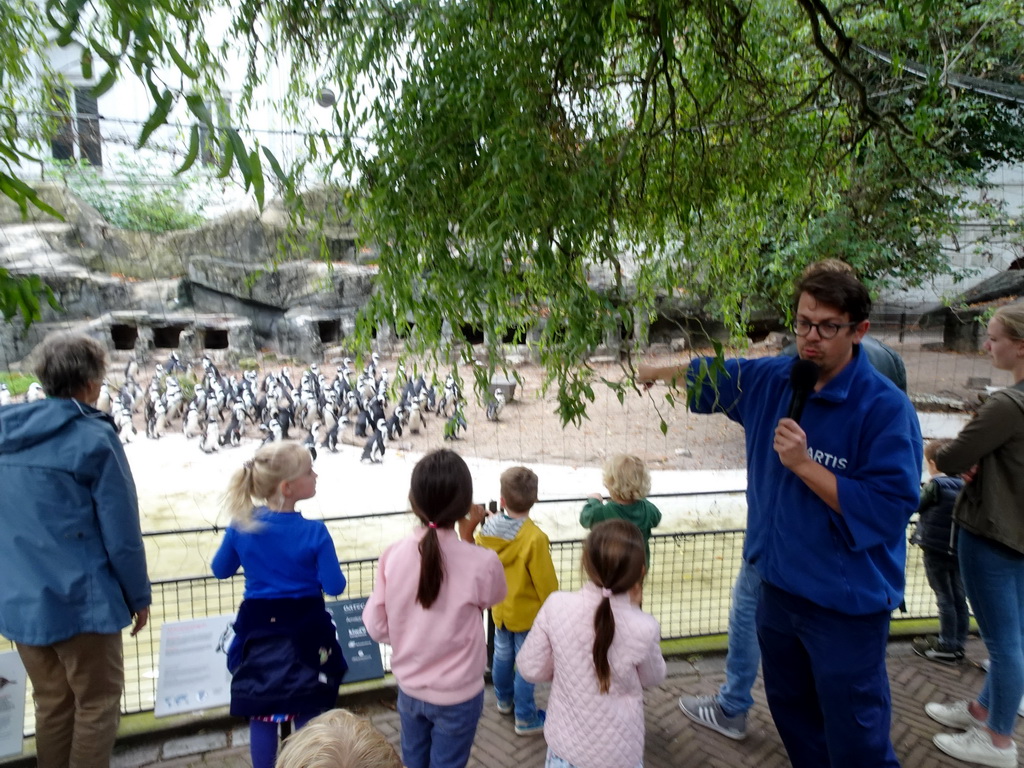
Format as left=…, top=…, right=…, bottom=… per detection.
left=123, top=328, right=996, bottom=578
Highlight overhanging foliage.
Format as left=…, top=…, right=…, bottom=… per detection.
left=3, top=0, right=1024, bottom=422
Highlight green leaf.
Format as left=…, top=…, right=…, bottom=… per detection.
left=166, top=41, right=199, bottom=79
left=89, top=38, right=121, bottom=68
left=226, top=130, right=251, bottom=187
left=215, top=133, right=235, bottom=179
left=185, top=95, right=214, bottom=126
left=91, top=68, right=119, bottom=97
left=261, top=146, right=288, bottom=184
left=177, top=125, right=201, bottom=174
left=80, top=48, right=93, bottom=80
left=136, top=89, right=173, bottom=149
left=249, top=148, right=265, bottom=209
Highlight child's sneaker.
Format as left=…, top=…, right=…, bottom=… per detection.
left=496, top=699, right=513, bottom=715
left=913, top=636, right=965, bottom=665
left=514, top=710, right=545, bottom=736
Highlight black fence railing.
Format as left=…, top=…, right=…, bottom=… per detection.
left=1, top=524, right=935, bottom=731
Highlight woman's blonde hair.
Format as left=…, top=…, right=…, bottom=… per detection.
left=993, top=304, right=1024, bottom=342
left=602, top=454, right=651, bottom=503
left=222, top=441, right=311, bottom=528
left=276, top=709, right=402, bottom=768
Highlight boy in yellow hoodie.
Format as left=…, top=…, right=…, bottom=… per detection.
left=468, top=466, right=558, bottom=736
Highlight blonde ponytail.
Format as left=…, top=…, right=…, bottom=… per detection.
left=221, top=442, right=309, bottom=529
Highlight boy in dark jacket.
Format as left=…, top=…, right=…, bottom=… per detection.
left=912, top=438, right=968, bottom=664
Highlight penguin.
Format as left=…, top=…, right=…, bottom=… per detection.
left=26, top=382, right=45, bottom=402
left=0, top=383, right=10, bottom=407
left=444, top=403, right=467, bottom=441
left=147, top=401, right=167, bottom=439
left=354, top=406, right=370, bottom=438
left=486, top=388, right=507, bottom=422
left=163, top=352, right=185, bottom=374
left=111, top=402, right=137, bottom=444
left=220, top=410, right=243, bottom=447
left=276, top=405, right=294, bottom=439
left=408, top=394, right=428, bottom=435
left=183, top=402, right=202, bottom=438
left=200, top=419, right=220, bottom=453
left=124, top=356, right=139, bottom=382
left=437, top=374, right=459, bottom=418
left=260, top=418, right=283, bottom=446
left=385, top=408, right=404, bottom=440
left=201, top=355, right=220, bottom=380
left=303, top=423, right=321, bottom=462
left=322, top=421, right=340, bottom=453
left=360, top=418, right=388, bottom=463
left=95, top=382, right=112, bottom=414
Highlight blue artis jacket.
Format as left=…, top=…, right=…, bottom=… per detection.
left=688, top=347, right=922, bottom=615
left=0, top=398, right=151, bottom=645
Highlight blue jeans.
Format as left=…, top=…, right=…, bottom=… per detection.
left=922, top=549, right=969, bottom=651
left=717, top=557, right=762, bottom=717
left=398, top=689, right=483, bottom=768
left=757, top=583, right=899, bottom=768
left=492, top=627, right=539, bottom=724
left=959, top=529, right=1024, bottom=735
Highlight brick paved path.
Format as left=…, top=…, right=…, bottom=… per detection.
left=432, top=636, right=1003, bottom=768
left=97, top=636, right=1015, bottom=767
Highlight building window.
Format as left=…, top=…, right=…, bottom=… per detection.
left=51, top=86, right=102, bottom=167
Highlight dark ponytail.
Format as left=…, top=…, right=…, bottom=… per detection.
left=592, top=597, right=615, bottom=692
left=410, top=450, right=474, bottom=609
left=582, top=519, right=646, bottom=694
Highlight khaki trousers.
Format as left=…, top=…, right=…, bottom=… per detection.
left=16, top=633, right=124, bottom=768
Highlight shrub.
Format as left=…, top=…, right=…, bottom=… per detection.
left=47, top=155, right=208, bottom=233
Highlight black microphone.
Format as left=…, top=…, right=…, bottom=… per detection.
left=786, top=359, right=820, bottom=423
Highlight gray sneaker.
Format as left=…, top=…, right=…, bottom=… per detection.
left=679, top=694, right=748, bottom=740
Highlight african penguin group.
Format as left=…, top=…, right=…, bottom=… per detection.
left=0, top=351, right=512, bottom=465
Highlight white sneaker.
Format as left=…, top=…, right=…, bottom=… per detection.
left=926, top=700, right=985, bottom=730
left=934, top=727, right=1017, bottom=768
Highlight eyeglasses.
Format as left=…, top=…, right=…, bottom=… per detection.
left=793, top=319, right=858, bottom=339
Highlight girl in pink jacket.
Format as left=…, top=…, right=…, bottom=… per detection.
left=363, top=449, right=506, bottom=768
left=518, top=519, right=666, bottom=768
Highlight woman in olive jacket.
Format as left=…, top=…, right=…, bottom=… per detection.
left=925, top=303, right=1024, bottom=768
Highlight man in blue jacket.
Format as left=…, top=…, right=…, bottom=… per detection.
left=0, top=332, right=151, bottom=768
left=640, top=268, right=922, bottom=767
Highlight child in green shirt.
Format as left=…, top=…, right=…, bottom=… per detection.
left=581, top=454, right=662, bottom=566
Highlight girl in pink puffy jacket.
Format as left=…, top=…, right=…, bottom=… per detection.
left=518, top=519, right=667, bottom=768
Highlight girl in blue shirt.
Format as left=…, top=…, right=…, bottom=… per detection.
left=212, top=441, right=346, bottom=768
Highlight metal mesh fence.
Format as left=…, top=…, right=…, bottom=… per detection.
left=0, top=520, right=937, bottom=728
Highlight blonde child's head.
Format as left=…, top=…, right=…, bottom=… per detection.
left=500, top=466, right=538, bottom=514
left=222, top=441, right=313, bottom=528
left=582, top=519, right=647, bottom=693
left=409, top=449, right=474, bottom=609
left=602, top=454, right=651, bottom=504
left=276, top=709, right=402, bottom=768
